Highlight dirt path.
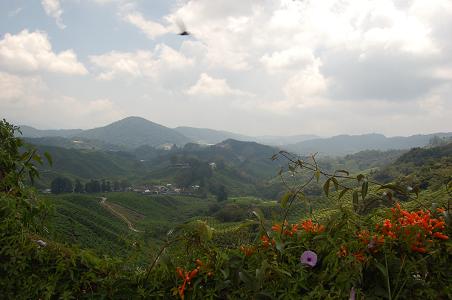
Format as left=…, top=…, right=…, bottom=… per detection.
left=99, top=197, right=142, bottom=233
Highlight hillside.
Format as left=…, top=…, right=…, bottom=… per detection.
left=372, top=142, right=452, bottom=188
left=23, top=136, right=126, bottom=151
left=254, top=134, right=319, bottom=146
left=28, top=138, right=284, bottom=198
left=285, top=132, right=452, bottom=156
left=33, top=145, right=142, bottom=184
left=174, top=126, right=250, bottom=144
left=174, top=127, right=318, bottom=146
left=74, top=116, right=191, bottom=148
left=17, top=125, right=83, bottom=138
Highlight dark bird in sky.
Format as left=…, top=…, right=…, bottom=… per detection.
left=176, top=18, right=190, bottom=36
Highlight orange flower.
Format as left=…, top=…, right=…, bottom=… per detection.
left=272, top=224, right=282, bottom=232
left=433, top=232, right=449, bottom=240
left=176, top=267, right=200, bottom=299
left=411, top=245, right=427, bottom=253
left=436, top=207, right=445, bottom=213
left=195, top=259, right=203, bottom=267
left=176, top=267, right=184, bottom=279
left=300, top=219, right=325, bottom=234
left=376, top=203, right=449, bottom=254
left=337, top=245, right=348, bottom=257
left=240, top=245, right=256, bottom=257
left=357, top=230, right=370, bottom=245
left=353, top=252, right=366, bottom=262
left=383, top=219, right=392, bottom=229
left=260, top=235, right=275, bottom=248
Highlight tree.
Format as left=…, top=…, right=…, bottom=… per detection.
left=0, top=119, right=51, bottom=193
left=51, top=177, right=73, bottom=194
left=85, top=179, right=101, bottom=193
left=74, top=179, right=84, bottom=193
left=120, top=179, right=129, bottom=191
left=113, top=180, right=120, bottom=192
left=216, top=185, right=228, bottom=202
left=101, top=179, right=107, bottom=192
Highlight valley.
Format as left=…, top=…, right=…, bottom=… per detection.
left=21, top=117, right=450, bottom=261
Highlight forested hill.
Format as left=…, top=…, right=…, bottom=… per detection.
left=17, top=125, right=83, bottom=138
left=30, top=138, right=284, bottom=197
left=174, top=126, right=250, bottom=144
left=372, top=142, right=452, bottom=187
left=74, top=116, right=190, bottom=148
left=18, top=117, right=451, bottom=154
left=285, top=132, right=452, bottom=156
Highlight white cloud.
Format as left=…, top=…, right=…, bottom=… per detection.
left=41, top=0, right=65, bottom=29
left=123, top=12, right=169, bottom=39
left=261, top=47, right=317, bottom=72
left=0, top=71, right=123, bottom=128
left=283, top=64, right=328, bottom=100
left=186, top=73, right=251, bottom=97
left=0, top=30, right=87, bottom=75
left=89, top=44, right=193, bottom=80
left=0, top=72, right=26, bottom=101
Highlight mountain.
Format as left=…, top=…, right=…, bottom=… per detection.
left=17, top=125, right=83, bottom=138
left=174, top=126, right=250, bottom=144
left=34, top=145, right=141, bottom=182
left=74, top=117, right=191, bottom=149
left=285, top=133, right=452, bottom=156
left=372, top=141, right=452, bottom=188
left=23, top=136, right=126, bottom=151
left=174, top=127, right=318, bottom=146
left=254, top=134, right=318, bottom=146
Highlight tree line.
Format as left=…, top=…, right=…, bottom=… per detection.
left=50, top=177, right=129, bottom=194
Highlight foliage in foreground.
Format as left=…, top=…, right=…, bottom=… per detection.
left=1, top=119, right=451, bottom=299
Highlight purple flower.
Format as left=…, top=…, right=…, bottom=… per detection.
left=300, top=250, right=317, bottom=267
left=349, top=287, right=356, bottom=300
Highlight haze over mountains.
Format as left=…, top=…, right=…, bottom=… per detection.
left=19, top=116, right=452, bottom=156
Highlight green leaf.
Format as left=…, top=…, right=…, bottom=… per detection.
left=352, top=191, right=359, bottom=211
left=315, top=169, right=320, bottom=182
left=44, top=151, right=53, bottom=166
left=32, top=154, right=42, bottom=164
left=357, top=174, right=365, bottom=182
left=375, top=261, right=387, bottom=278
left=238, top=271, right=253, bottom=286
left=323, top=178, right=331, bottom=196
left=338, top=188, right=349, bottom=199
left=335, top=169, right=349, bottom=176
left=331, top=177, right=339, bottom=191
left=280, top=192, right=292, bottom=209
left=252, top=209, right=264, bottom=221
left=275, top=241, right=285, bottom=253
left=378, top=184, right=405, bottom=194
left=361, top=181, right=368, bottom=200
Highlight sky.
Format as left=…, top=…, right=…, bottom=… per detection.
left=1, top=0, right=451, bottom=137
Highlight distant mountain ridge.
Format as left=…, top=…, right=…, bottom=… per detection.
left=18, top=117, right=452, bottom=155
left=174, top=126, right=249, bottom=144
left=17, top=125, right=83, bottom=138
left=285, top=133, right=452, bottom=156
left=20, top=117, right=190, bottom=149
left=174, top=126, right=318, bottom=145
